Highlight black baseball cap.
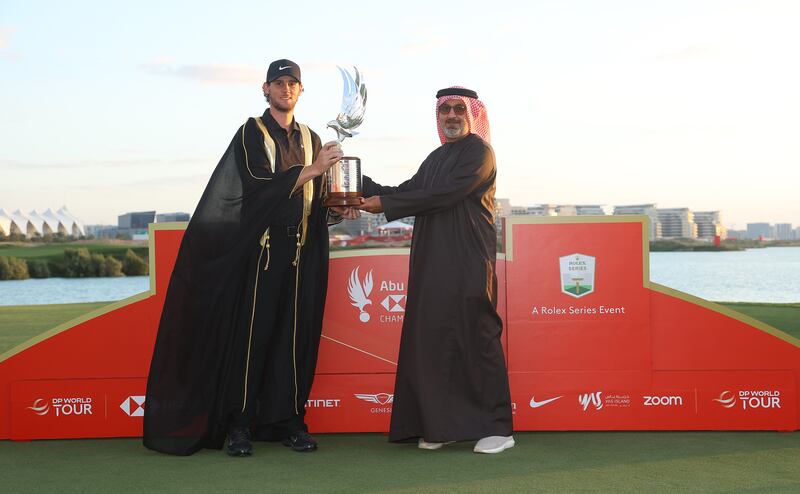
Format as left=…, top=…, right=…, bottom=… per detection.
left=266, top=59, right=301, bottom=83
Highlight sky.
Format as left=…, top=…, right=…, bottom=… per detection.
left=1, top=0, right=799, bottom=229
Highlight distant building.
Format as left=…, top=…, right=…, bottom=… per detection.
left=613, top=204, right=661, bottom=240
left=575, top=205, right=606, bottom=215
left=725, top=229, right=746, bottom=240
left=657, top=208, right=697, bottom=239
left=118, top=211, right=156, bottom=238
left=694, top=211, right=726, bottom=240
left=494, top=198, right=512, bottom=218
left=84, top=225, right=118, bottom=238
left=747, top=223, right=774, bottom=240
left=336, top=211, right=385, bottom=237
left=156, top=212, right=191, bottom=223
left=0, top=206, right=85, bottom=238
left=775, top=223, right=794, bottom=241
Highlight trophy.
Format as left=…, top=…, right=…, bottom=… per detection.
left=323, top=66, right=367, bottom=207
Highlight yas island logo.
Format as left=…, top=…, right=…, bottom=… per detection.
left=348, top=267, right=374, bottom=322
left=578, top=392, right=603, bottom=411
left=559, top=253, right=595, bottom=298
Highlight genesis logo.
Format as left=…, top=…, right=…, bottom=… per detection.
left=120, top=396, right=146, bottom=417
left=348, top=267, right=374, bottom=323
left=354, top=393, right=394, bottom=405
left=529, top=395, right=562, bottom=409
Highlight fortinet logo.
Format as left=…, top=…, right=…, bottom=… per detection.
left=578, top=392, right=603, bottom=411
left=28, top=397, right=93, bottom=417
left=306, top=399, right=341, bottom=408
left=120, top=396, right=145, bottom=416
left=643, top=395, right=684, bottom=407
left=715, top=390, right=781, bottom=410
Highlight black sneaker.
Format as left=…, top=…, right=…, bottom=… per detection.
left=226, top=427, right=252, bottom=457
left=281, top=430, right=318, bottom=452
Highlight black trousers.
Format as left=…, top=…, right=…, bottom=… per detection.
left=230, top=226, right=306, bottom=438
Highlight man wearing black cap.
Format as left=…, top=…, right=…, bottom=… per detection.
left=144, top=59, right=345, bottom=457
left=357, top=87, right=514, bottom=454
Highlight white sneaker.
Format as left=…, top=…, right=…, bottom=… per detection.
left=417, top=438, right=455, bottom=450
left=473, top=435, right=515, bottom=454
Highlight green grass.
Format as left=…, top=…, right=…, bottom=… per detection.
left=0, top=432, right=798, bottom=493
left=0, top=302, right=110, bottom=354
left=0, top=242, right=148, bottom=260
left=719, top=302, right=800, bottom=340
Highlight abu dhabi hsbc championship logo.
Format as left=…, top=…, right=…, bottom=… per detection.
left=347, top=267, right=407, bottom=323
left=348, top=267, right=374, bottom=322
left=559, top=253, right=595, bottom=298
left=120, top=395, right=146, bottom=417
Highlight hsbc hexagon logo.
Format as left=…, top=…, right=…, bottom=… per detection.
left=120, top=395, right=146, bottom=417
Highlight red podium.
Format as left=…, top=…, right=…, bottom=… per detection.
left=1, top=216, right=798, bottom=440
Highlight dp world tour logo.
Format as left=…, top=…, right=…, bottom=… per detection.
left=28, top=398, right=50, bottom=415
left=559, top=253, right=595, bottom=298
left=348, top=267, right=374, bottom=322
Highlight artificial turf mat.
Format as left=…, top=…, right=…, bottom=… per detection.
left=0, top=431, right=798, bottom=493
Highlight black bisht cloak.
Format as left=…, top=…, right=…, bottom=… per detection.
left=363, top=133, right=513, bottom=443
left=143, top=121, right=329, bottom=455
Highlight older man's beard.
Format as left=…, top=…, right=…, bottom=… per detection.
left=443, top=119, right=467, bottom=140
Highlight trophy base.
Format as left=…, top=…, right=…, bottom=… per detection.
left=323, top=193, right=363, bottom=207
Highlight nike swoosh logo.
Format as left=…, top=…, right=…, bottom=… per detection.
left=279, top=66, right=292, bottom=70
left=529, top=395, right=563, bottom=408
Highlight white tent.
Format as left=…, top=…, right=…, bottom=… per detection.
left=41, top=208, right=69, bottom=235
left=0, top=209, right=13, bottom=236
left=10, top=209, right=38, bottom=237
left=377, top=220, right=413, bottom=231
left=57, top=206, right=85, bottom=236
left=28, top=210, right=54, bottom=235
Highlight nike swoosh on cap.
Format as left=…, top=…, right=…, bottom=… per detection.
left=529, top=395, right=563, bottom=408
left=279, top=66, right=292, bottom=70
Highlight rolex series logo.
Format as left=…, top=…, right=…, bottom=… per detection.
left=559, top=253, right=595, bottom=298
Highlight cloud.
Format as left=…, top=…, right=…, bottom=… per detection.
left=140, top=58, right=263, bottom=84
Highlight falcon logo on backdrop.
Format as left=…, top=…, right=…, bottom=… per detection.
left=120, top=396, right=146, bottom=417
left=348, top=267, right=374, bottom=322
left=559, top=253, right=596, bottom=298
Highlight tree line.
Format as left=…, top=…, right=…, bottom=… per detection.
left=0, top=248, right=148, bottom=280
